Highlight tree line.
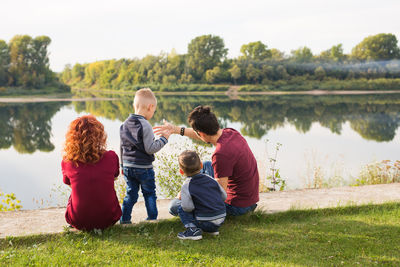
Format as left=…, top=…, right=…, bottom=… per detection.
left=60, top=33, right=400, bottom=91
left=0, top=35, right=67, bottom=90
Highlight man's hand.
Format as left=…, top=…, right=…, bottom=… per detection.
left=153, top=120, right=178, bottom=136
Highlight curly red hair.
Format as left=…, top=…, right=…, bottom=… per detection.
left=63, top=115, right=107, bottom=164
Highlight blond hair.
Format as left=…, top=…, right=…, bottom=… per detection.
left=133, top=88, right=157, bottom=110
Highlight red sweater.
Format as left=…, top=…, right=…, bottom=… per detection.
left=61, top=150, right=122, bottom=230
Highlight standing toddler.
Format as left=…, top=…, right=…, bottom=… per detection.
left=120, top=88, right=170, bottom=223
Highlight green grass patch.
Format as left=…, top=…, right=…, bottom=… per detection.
left=1, top=203, right=400, bottom=266
left=0, top=84, right=71, bottom=98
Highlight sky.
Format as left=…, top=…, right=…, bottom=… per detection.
left=2, top=0, right=400, bottom=72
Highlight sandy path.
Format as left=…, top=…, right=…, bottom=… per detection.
left=1, top=183, right=399, bottom=238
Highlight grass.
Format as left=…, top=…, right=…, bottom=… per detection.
left=0, top=86, right=71, bottom=98
left=1, top=203, right=400, bottom=266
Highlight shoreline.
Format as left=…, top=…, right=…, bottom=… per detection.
left=2, top=89, right=400, bottom=103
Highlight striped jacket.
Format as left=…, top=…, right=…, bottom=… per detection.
left=181, top=173, right=227, bottom=221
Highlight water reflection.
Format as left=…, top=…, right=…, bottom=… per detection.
left=0, top=94, right=399, bottom=156
left=0, top=102, right=68, bottom=153
left=1, top=94, right=399, bottom=209
left=71, top=94, right=400, bottom=142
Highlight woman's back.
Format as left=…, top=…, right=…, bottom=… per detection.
left=62, top=150, right=122, bottom=230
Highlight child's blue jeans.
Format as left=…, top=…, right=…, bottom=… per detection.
left=120, top=166, right=158, bottom=223
left=169, top=161, right=257, bottom=217
left=178, top=205, right=224, bottom=232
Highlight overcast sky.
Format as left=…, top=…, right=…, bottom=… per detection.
left=2, top=0, right=400, bottom=71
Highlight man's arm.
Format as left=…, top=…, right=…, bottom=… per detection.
left=215, top=177, right=228, bottom=192
left=153, top=120, right=201, bottom=141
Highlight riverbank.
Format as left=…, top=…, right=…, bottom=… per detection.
left=1, top=183, right=399, bottom=238
left=2, top=89, right=400, bottom=103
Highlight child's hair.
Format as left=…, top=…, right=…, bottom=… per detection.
left=133, top=88, right=157, bottom=110
left=63, top=115, right=107, bottom=165
left=178, top=150, right=202, bottom=177
left=188, top=105, right=220, bottom=135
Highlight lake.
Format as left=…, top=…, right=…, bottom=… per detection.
left=1, top=93, right=399, bottom=209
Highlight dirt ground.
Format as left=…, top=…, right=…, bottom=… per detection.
left=1, top=183, right=399, bottom=238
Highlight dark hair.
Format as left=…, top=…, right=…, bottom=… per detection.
left=188, top=105, right=220, bottom=135
left=178, top=150, right=202, bottom=177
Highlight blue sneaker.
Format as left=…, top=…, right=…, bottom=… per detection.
left=177, top=227, right=203, bottom=240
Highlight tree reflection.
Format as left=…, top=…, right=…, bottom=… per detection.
left=71, top=94, right=400, bottom=142
left=0, top=102, right=67, bottom=153
left=349, top=113, right=399, bottom=142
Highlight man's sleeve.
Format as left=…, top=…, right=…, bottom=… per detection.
left=180, top=180, right=195, bottom=212
left=212, top=152, right=233, bottom=178
left=141, top=118, right=168, bottom=154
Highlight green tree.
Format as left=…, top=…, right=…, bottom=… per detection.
left=291, top=46, right=313, bottom=62
left=166, top=49, right=184, bottom=78
left=246, top=64, right=261, bottom=83
left=187, top=35, right=228, bottom=80
left=61, top=64, right=72, bottom=83
left=205, top=66, right=223, bottom=84
left=8, top=35, right=32, bottom=86
left=320, top=44, right=344, bottom=62
left=0, top=40, right=9, bottom=86
left=30, top=35, right=52, bottom=86
left=314, top=66, right=326, bottom=80
left=179, top=73, right=194, bottom=84
left=351, top=33, right=400, bottom=60
left=276, top=65, right=289, bottom=80
left=8, top=35, right=52, bottom=87
left=71, top=63, right=85, bottom=81
left=162, top=75, right=177, bottom=84
left=270, top=48, right=285, bottom=60
left=229, top=64, right=241, bottom=84
left=100, top=60, right=118, bottom=89
left=240, top=41, right=271, bottom=61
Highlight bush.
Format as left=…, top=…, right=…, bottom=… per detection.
left=353, top=160, right=400, bottom=185
left=0, top=189, right=22, bottom=211
left=155, top=140, right=213, bottom=198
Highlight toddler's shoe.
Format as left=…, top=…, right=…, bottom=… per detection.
left=177, top=227, right=203, bottom=240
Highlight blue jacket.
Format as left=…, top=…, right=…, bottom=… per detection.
left=120, top=114, right=167, bottom=167
left=181, top=173, right=227, bottom=221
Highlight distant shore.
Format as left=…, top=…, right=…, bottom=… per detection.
left=2, top=89, right=400, bottom=103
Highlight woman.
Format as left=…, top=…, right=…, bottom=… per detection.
left=61, top=115, right=121, bottom=231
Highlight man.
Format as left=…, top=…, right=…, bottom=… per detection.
left=154, top=105, right=259, bottom=216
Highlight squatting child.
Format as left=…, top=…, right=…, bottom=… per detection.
left=119, top=88, right=170, bottom=223
left=176, top=150, right=227, bottom=240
